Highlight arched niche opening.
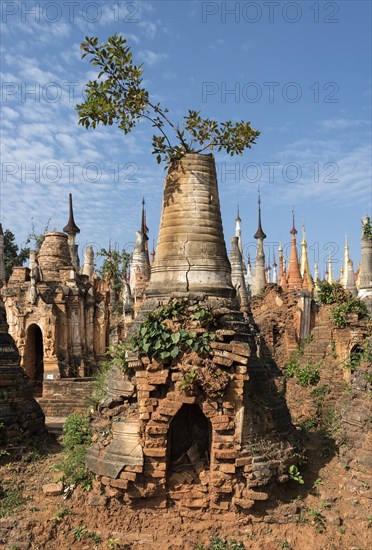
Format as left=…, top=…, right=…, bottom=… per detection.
left=350, top=343, right=365, bottom=366
left=24, top=324, right=44, bottom=397
left=167, top=404, right=211, bottom=475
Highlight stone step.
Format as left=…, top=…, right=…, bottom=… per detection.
left=45, top=416, right=66, bottom=435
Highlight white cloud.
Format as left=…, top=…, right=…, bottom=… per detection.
left=60, top=43, right=84, bottom=64
left=271, top=141, right=371, bottom=208
left=318, top=118, right=370, bottom=130
left=1, top=106, right=20, bottom=120
left=138, top=20, right=157, bottom=39
left=125, top=33, right=141, bottom=45
left=138, top=49, right=168, bottom=66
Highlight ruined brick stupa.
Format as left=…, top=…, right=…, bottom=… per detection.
left=86, top=153, right=299, bottom=511
left=2, top=197, right=110, bottom=419
left=0, top=301, right=45, bottom=446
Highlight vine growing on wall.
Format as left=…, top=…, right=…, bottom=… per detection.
left=101, top=298, right=217, bottom=375
left=97, top=297, right=236, bottom=399
left=130, top=298, right=216, bottom=361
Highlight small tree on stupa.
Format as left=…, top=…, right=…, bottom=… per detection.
left=76, top=34, right=259, bottom=164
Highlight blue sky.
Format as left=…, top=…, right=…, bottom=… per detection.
left=0, top=0, right=371, bottom=278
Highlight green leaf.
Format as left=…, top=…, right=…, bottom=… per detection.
left=142, top=342, right=150, bottom=353
left=171, top=332, right=180, bottom=344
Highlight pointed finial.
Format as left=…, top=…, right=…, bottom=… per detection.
left=301, top=220, right=307, bottom=245
left=141, top=197, right=149, bottom=238
left=63, top=193, right=80, bottom=235
left=235, top=204, right=241, bottom=222
left=290, top=210, right=297, bottom=235
left=254, top=190, right=266, bottom=240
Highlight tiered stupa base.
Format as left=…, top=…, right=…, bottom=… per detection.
left=86, top=294, right=299, bottom=511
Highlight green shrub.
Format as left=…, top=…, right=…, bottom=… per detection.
left=55, top=412, right=93, bottom=488
left=299, top=416, right=319, bottom=431
left=63, top=412, right=92, bottom=450
left=105, top=341, right=129, bottom=373
left=331, top=299, right=368, bottom=328
left=0, top=488, right=24, bottom=518
left=285, top=359, right=320, bottom=387
left=316, top=281, right=347, bottom=305
left=87, top=362, right=111, bottom=408
left=310, top=384, right=331, bottom=402
left=315, top=281, right=368, bottom=328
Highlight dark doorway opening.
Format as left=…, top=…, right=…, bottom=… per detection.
left=24, top=324, right=44, bottom=397
left=168, top=404, right=211, bottom=473
left=350, top=344, right=364, bottom=364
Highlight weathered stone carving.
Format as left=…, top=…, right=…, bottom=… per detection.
left=2, top=231, right=109, bottom=418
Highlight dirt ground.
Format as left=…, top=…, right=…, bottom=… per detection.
left=0, top=427, right=371, bottom=550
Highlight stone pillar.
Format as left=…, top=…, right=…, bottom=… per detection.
left=129, top=231, right=149, bottom=294
left=94, top=299, right=108, bottom=357
left=345, top=259, right=357, bottom=296
left=147, top=154, right=234, bottom=298
left=85, top=287, right=95, bottom=357
left=229, top=236, right=248, bottom=312
left=251, top=238, right=266, bottom=295
left=29, top=250, right=37, bottom=271
left=298, top=292, right=312, bottom=340
left=82, top=245, right=95, bottom=279
left=70, top=300, right=82, bottom=356
left=358, top=216, right=372, bottom=310
left=272, top=262, right=278, bottom=284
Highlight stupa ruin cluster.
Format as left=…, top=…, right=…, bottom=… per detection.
left=0, top=153, right=371, bottom=510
